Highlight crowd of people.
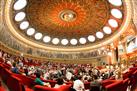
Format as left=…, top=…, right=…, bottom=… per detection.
left=0, top=50, right=132, bottom=91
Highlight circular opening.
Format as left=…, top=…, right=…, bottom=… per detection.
left=61, top=39, right=69, bottom=45
left=15, top=12, right=26, bottom=22
left=70, top=39, right=78, bottom=45
left=20, top=21, right=29, bottom=30
left=103, top=26, right=112, bottom=34
left=14, top=0, right=27, bottom=10
left=35, top=33, right=43, bottom=40
left=96, top=32, right=104, bottom=39
left=108, top=19, right=118, bottom=28
left=43, top=36, right=51, bottom=43
left=27, top=28, right=35, bottom=36
left=88, top=35, right=96, bottom=42
left=108, top=0, right=122, bottom=6
left=52, top=38, right=60, bottom=45
left=111, top=9, right=123, bottom=19
left=79, top=38, right=87, bottom=44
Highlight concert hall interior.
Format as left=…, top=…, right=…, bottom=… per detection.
left=0, top=0, right=137, bottom=91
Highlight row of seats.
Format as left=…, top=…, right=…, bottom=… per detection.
left=102, top=79, right=129, bottom=91
left=0, top=57, right=137, bottom=91
left=0, top=58, right=72, bottom=91
left=102, top=67, right=137, bottom=91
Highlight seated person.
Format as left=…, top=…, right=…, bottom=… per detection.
left=54, top=77, right=65, bottom=88
left=11, top=62, right=20, bottom=74
left=90, top=75, right=102, bottom=91
left=35, top=72, right=50, bottom=87
left=73, top=75, right=85, bottom=91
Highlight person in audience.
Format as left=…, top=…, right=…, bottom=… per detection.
left=11, top=62, right=20, bottom=74
left=35, top=72, right=45, bottom=86
left=19, top=67, right=25, bottom=75
left=90, top=75, right=102, bottom=91
left=54, top=77, right=65, bottom=88
left=43, top=70, right=50, bottom=80
left=83, top=77, right=88, bottom=83
left=66, top=70, right=73, bottom=80
left=5, top=59, right=12, bottom=66
left=24, top=66, right=29, bottom=76
left=73, top=75, right=85, bottom=91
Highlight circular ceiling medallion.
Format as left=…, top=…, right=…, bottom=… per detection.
left=60, top=10, right=77, bottom=22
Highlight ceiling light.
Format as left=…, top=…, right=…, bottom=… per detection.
left=103, top=26, right=112, bottom=34
left=20, top=21, right=29, bottom=30
left=111, top=9, right=123, bottom=19
left=15, top=12, right=26, bottom=22
left=108, top=0, right=122, bottom=6
left=61, top=39, right=69, bottom=45
left=27, top=28, right=35, bottom=36
left=96, top=32, right=104, bottom=39
left=35, top=33, right=43, bottom=40
left=79, top=37, right=87, bottom=44
left=52, top=38, right=59, bottom=45
left=70, top=39, right=78, bottom=45
left=88, top=35, right=95, bottom=42
left=108, top=19, right=118, bottom=28
left=14, top=0, right=27, bottom=10
left=43, top=36, right=51, bottom=43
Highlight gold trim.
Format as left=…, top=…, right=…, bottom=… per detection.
left=0, top=41, right=106, bottom=64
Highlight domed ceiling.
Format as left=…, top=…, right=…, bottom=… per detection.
left=4, top=0, right=131, bottom=51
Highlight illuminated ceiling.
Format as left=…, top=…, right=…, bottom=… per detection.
left=4, top=0, right=132, bottom=52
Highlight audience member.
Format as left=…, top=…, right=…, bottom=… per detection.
left=54, top=77, right=65, bottom=88
left=73, top=76, right=85, bottom=91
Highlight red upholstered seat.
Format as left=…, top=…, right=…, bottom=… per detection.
left=34, top=84, right=71, bottom=91
left=25, top=87, right=34, bottom=91
left=3, top=64, right=11, bottom=70
left=42, top=79, right=57, bottom=87
left=84, top=82, right=90, bottom=90
left=102, top=79, right=116, bottom=87
left=122, top=78, right=130, bottom=91
left=34, top=85, right=58, bottom=91
left=123, top=69, right=136, bottom=80
left=1, top=68, right=12, bottom=84
left=65, top=82, right=73, bottom=86
left=7, top=75, right=33, bottom=91
left=130, top=70, right=137, bottom=89
left=105, top=80, right=123, bottom=91
left=59, top=85, right=71, bottom=91
left=7, top=75, right=23, bottom=91
left=13, top=73, right=36, bottom=88
left=129, top=67, right=137, bottom=72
